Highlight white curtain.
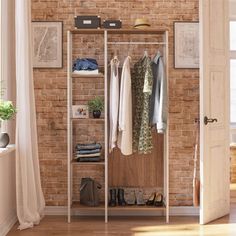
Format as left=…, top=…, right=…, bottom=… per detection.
left=15, top=0, right=45, bottom=230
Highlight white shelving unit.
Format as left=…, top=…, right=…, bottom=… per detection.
left=67, top=29, right=169, bottom=223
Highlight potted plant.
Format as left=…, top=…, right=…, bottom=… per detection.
left=88, top=97, right=104, bottom=119
left=0, top=100, right=16, bottom=148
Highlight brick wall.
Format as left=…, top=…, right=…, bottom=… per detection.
left=32, top=0, right=199, bottom=206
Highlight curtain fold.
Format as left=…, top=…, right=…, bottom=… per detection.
left=15, top=0, right=45, bottom=230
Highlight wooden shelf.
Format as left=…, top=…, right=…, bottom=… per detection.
left=72, top=202, right=166, bottom=211
left=72, top=202, right=105, bottom=210
left=106, top=29, right=168, bottom=35
left=69, top=28, right=168, bottom=35
left=67, top=27, right=169, bottom=223
left=71, top=118, right=104, bottom=121
left=71, top=160, right=105, bottom=165
left=72, top=72, right=104, bottom=78
left=108, top=205, right=166, bottom=211
left=70, top=29, right=104, bottom=34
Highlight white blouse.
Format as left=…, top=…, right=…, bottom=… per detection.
left=117, top=56, right=133, bottom=156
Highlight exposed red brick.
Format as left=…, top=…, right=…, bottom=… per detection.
left=32, top=0, right=199, bottom=207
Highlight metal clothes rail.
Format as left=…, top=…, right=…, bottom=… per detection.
left=107, top=42, right=166, bottom=45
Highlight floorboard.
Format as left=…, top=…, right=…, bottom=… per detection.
left=7, top=204, right=236, bottom=236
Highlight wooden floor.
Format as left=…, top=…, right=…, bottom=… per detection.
left=7, top=204, right=236, bottom=236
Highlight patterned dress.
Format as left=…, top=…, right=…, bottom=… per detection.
left=132, top=56, right=153, bottom=154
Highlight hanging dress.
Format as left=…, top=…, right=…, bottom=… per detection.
left=109, top=57, right=120, bottom=152
left=132, top=56, right=153, bottom=154
left=117, top=56, right=133, bottom=156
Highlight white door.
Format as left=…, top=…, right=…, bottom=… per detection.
left=200, top=0, right=230, bottom=224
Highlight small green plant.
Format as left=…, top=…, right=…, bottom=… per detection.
left=0, top=100, right=17, bottom=120
left=88, top=97, right=104, bottom=112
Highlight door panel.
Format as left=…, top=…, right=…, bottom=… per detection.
left=210, top=71, right=225, bottom=124
left=200, top=0, right=230, bottom=224
left=209, top=0, right=225, bottom=51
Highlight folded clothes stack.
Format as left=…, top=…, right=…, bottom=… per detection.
left=73, top=58, right=99, bottom=75
left=75, top=142, right=102, bottom=162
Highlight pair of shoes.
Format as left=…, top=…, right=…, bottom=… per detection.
left=135, top=190, right=145, bottom=205
left=109, top=188, right=127, bottom=207
left=146, top=192, right=163, bottom=207
left=125, top=189, right=145, bottom=205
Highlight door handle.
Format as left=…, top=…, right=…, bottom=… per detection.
left=204, top=116, right=218, bottom=125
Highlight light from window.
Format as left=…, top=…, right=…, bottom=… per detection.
left=230, top=21, right=236, bottom=51
left=230, top=21, right=236, bottom=124
left=231, top=60, right=236, bottom=124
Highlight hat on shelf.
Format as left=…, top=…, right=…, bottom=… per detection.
left=133, top=18, right=151, bottom=29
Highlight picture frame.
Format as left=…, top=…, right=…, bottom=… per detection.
left=32, top=21, right=63, bottom=68
left=174, top=22, right=199, bottom=69
left=72, top=105, right=89, bottom=119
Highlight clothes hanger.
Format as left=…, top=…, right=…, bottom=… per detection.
left=113, top=48, right=119, bottom=62
left=113, top=55, right=119, bottom=63
left=108, top=51, right=118, bottom=67
left=126, top=42, right=130, bottom=57
left=143, top=48, right=148, bottom=59
left=156, top=49, right=162, bottom=56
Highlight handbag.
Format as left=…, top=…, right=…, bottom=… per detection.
left=80, top=177, right=102, bottom=206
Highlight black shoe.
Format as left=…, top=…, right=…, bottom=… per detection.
left=109, top=189, right=117, bottom=207
left=154, top=193, right=163, bottom=207
left=117, top=188, right=127, bottom=206
left=146, top=192, right=156, bottom=206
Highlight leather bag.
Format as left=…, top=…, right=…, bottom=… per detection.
left=80, top=178, right=101, bottom=206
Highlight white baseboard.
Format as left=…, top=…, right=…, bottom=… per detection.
left=170, top=206, right=199, bottom=216
left=0, top=211, right=17, bottom=236
left=45, top=206, right=199, bottom=217
left=45, top=206, right=68, bottom=216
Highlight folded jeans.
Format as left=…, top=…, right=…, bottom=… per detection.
left=76, top=149, right=101, bottom=154
left=76, top=143, right=102, bottom=151
left=77, top=153, right=101, bottom=158
left=73, top=58, right=98, bottom=71
left=77, top=157, right=101, bottom=162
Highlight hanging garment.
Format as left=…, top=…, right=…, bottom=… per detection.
left=132, top=56, right=153, bottom=154
left=109, top=57, right=120, bottom=152
left=150, top=52, right=167, bottom=133
left=117, top=56, right=133, bottom=155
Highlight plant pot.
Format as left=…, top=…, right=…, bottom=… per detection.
left=0, top=132, right=10, bottom=148
left=93, top=110, right=101, bottom=119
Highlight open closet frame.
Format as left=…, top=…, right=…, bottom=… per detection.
left=67, top=29, right=169, bottom=223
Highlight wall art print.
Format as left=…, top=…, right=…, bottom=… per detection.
left=32, top=21, right=63, bottom=68
left=174, top=22, right=199, bottom=69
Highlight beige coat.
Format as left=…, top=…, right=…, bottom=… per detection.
left=117, top=56, right=133, bottom=156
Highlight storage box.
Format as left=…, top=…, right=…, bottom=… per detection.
left=74, top=16, right=101, bottom=29
left=103, top=20, right=122, bottom=29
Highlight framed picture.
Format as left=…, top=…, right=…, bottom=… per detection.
left=174, top=22, right=199, bottom=69
left=72, top=105, right=89, bottom=119
left=32, top=21, right=63, bottom=68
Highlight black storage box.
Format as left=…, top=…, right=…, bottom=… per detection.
left=103, top=20, right=122, bottom=29
left=74, top=16, right=101, bottom=29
